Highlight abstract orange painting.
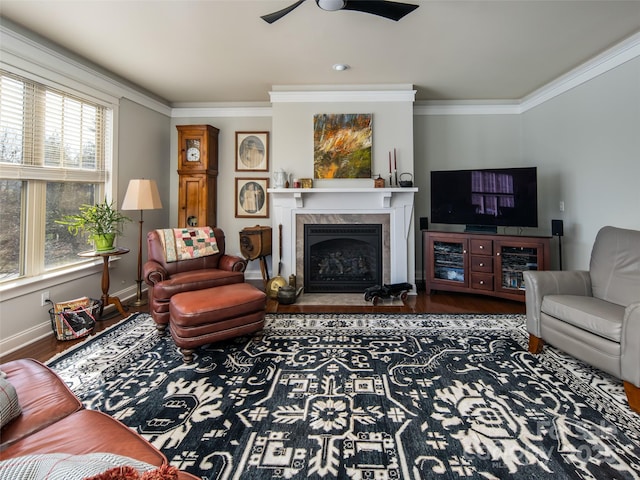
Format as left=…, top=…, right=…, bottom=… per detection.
left=313, top=113, right=372, bottom=179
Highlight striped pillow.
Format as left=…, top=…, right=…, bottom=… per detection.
left=0, top=375, right=21, bottom=428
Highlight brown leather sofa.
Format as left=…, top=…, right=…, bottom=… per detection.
left=0, top=358, right=199, bottom=479
left=144, top=227, right=247, bottom=332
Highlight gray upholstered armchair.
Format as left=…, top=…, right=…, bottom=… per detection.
left=523, top=226, right=640, bottom=413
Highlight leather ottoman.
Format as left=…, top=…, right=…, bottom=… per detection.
left=169, top=282, right=266, bottom=362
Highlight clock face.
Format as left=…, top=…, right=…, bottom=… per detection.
left=186, top=147, right=200, bottom=162
left=185, top=139, right=201, bottom=162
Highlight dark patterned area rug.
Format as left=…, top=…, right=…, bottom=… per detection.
left=47, top=313, right=640, bottom=480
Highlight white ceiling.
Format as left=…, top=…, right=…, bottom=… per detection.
left=1, top=1, right=639, bottom=105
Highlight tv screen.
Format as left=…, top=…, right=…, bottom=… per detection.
left=430, top=167, right=538, bottom=229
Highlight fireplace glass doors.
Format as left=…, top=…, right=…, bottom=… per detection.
left=304, top=224, right=382, bottom=293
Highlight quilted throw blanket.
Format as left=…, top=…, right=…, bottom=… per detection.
left=156, top=227, right=219, bottom=262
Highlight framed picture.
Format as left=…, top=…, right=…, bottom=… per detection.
left=236, top=132, right=269, bottom=171
left=235, top=178, right=269, bottom=218
left=313, top=113, right=372, bottom=179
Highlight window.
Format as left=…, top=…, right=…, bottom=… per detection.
left=0, top=70, right=113, bottom=283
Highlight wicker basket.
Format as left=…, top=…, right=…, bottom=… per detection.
left=48, top=298, right=101, bottom=341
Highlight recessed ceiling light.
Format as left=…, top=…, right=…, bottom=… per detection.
left=332, top=64, right=349, bottom=71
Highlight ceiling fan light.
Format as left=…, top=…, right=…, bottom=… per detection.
left=316, top=0, right=346, bottom=12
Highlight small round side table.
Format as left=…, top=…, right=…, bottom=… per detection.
left=78, top=247, right=130, bottom=318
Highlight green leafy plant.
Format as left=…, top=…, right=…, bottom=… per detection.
left=56, top=199, right=132, bottom=243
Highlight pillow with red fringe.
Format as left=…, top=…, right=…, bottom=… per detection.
left=85, top=464, right=179, bottom=480
left=0, top=453, right=180, bottom=480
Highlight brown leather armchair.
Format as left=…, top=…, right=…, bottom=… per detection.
left=143, top=227, right=247, bottom=331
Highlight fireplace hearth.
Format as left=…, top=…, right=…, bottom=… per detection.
left=304, top=224, right=382, bottom=293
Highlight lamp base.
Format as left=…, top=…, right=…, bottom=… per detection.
left=130, top=298, right=148, bottom=307
left=130, top=280, right=147, bottom=307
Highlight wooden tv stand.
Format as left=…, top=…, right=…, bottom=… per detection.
left=423, top=231, right=551, bottom=302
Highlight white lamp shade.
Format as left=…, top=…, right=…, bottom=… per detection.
left=122, top=179, right=163, bottom=210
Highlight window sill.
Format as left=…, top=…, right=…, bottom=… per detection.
left=0, top=259, right=108, bottom=302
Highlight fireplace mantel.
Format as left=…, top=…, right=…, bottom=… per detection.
left=268, top=187, right=418, bottom=208
left=269, top=187, right=418, bottom=290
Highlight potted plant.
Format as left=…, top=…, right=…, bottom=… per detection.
left=56, top=199, right=132, bottom=252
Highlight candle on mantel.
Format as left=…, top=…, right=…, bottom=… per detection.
left=394, top=148, right=397, bottom=170
left=388, top=152, right=392, bottom=174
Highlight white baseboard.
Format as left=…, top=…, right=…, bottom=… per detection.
left=0, top=322, right=53, bottom=357
left=0, top=286, right=138, bottom=359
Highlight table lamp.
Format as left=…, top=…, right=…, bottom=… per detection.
left=122, top=178, right=163, bottom=306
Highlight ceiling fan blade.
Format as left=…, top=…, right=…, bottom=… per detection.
left=261, top=0, right=307, bottom=23
left=342, top=0, right=418, bottom=21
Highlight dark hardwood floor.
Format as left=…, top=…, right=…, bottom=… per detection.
left=1, top=286, right=525, bottom=365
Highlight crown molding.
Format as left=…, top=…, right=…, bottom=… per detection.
left=171, top=104, right=272, bottom=118
left=269, top=85, right=417, bottom=103
left=413, top=101, right=522, bottom=116
left=414, top=31, right=640, bottom=116
left=520, top=31, right=640, bottom=112
left=0, top=23, right=171, bottom=116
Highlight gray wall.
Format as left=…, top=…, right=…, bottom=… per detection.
left=114, top=98, right=171, bottom=291
left=414, top=113, right=524, bottom=228
left=413, top=57, right=640, bottom=275
left=522, top=57, right=640, bottom=269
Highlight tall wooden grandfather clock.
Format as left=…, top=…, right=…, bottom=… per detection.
left=177, top=125, right=219, bottom=228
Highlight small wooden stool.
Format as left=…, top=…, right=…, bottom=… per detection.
left=169, top=283, right=266, bottom=363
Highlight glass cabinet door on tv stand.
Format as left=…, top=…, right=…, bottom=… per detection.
left=426, top=234, right=469, bottom=290
left=494, top=240, right=545, bottom=297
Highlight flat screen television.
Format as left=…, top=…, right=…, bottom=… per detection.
left=430, top=166, right=538, bottom=231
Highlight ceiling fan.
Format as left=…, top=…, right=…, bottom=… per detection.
left=261, top=0, right=419, bottom=24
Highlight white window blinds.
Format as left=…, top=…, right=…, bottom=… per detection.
left=0, top=70, right=110, bottom=182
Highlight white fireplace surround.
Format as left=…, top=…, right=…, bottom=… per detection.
left=269, top=187, right=418, bottom=291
